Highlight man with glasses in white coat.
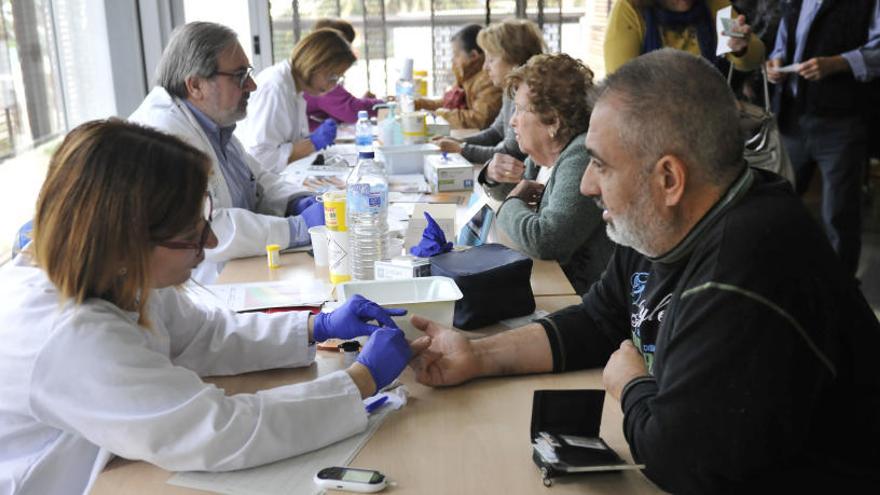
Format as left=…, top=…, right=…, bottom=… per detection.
left=130, top=22, right=324, bottom=283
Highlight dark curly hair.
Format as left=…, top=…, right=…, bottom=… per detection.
left=505, top=53, right=594, bottom=145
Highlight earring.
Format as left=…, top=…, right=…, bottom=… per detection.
left=549, top=129, right=556, bottom=139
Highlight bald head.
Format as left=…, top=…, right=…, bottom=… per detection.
left=594, top=49, right=744, bottom=187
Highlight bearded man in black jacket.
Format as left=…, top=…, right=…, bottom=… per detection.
left=408, top=49, right=880, bottom=494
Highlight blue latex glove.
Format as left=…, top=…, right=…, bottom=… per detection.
left=286, top=195, right=318, bottom=216
left=299, top=200, right=325, bottom=229
left=409, top=211, right=453, bottom=257
left=357, top=327, right=411, bottom=392
left=313, top=294, right=407, bottom=342
left=12, top=220, right=33, bottom=258
left=309, top=119, right=337, bottom=151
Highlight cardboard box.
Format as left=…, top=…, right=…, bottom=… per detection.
left=424, top=153, right=474, bottom=193
left=403, top=203, right=457, bottom=252
left=374, top=256, right=432, bottom=280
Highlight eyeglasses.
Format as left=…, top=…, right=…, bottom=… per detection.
left=155, top=195, right=214, bottom=252
left=212, top=66, right=254, bottom=89
left=327, top=73, right=344, bottom=85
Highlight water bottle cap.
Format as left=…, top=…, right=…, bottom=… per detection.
left=357, top=110, right=368, bottom=119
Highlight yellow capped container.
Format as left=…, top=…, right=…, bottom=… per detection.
left=266, top=244, right=281, bottom=268
left=413, top=70, right=428, bottom=97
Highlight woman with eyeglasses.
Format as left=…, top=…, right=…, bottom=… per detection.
left=303, top=18, right=385, bottom=132
left=0, top=120, right=426, bottom=495
left=238, top=29, right=357, bottom=173
left=479, top=54, right=613, bottom=295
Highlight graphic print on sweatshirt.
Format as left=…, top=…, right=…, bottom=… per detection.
left=629, top=271, right=672, bottom=374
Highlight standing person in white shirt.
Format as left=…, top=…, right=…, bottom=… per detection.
left=0, top=120, right=426, bottom=495
left=238, top=28, right=356, bottom=172
left=130, top=22, right=323, bottom=284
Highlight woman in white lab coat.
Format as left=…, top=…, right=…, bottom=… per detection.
left=0, top=120, right=422, bottom=495
left=238, top=29, right=357, bottom=172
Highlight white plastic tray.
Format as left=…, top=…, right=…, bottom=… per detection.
left=337, top=276, right=462, bottom=338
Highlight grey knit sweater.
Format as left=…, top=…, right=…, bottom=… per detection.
left=460, top=94, right=526, bottom=164
left=480, top=132, right=613, bottom=294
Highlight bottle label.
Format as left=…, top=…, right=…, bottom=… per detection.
left=348, top=184, right=387, bottom=214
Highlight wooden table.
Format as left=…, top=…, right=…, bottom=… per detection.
left=92, top=295, right=663, bottom=495
left=215, top=251, right=576, bottom=298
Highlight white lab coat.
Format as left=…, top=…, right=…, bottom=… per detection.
left=0, top=255, right=367, bottom=495
left=236, top=60, right=310, bottom=174
left=129, top=87, right=308, bottom=283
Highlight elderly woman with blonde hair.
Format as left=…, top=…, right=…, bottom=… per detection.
left=433, top=18, right=545, bottom=164
left=480, top=54, right=612, bottom=294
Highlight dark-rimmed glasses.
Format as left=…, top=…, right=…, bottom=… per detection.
left=213, top=66, right=254, bottom=89
left=155, top=195, right=213, bottom=252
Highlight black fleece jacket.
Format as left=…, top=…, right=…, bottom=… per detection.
left=538, top=168, right=880, bottom=494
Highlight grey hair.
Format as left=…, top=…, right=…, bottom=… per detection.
left=594, top=49, right=744, bottom=186
left=155, top=22, right=239, bottom=99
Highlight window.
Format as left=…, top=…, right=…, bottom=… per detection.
left=0, top=0, right=66, bottom=263
left=268, top=1, right=592, bottom=99
left=0, top=0, right=65, bottom=157
left=183, top=0, right=255, bottom=61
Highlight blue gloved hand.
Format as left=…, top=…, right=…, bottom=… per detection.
left=287, top=195, right=318, bottom=216
left=299, top=199, right=325, bottom=229
left=356, top=327, right=411, bottom=392
left=409, top=211, right=453, bottom=257
left=310, top=119, right=337, bottom=151
left=313, top=294, right=407, bottom=342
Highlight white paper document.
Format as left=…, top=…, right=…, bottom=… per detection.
left=773, top=63, right=801, bottom=73
left=715, top=6, right=735, bottom=56
left=188, top=280, right=333, bottom=312
left=168, top=393, right=403, bottom=495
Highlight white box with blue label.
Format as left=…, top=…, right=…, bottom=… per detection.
left=423, top=153, right=474, bottom=193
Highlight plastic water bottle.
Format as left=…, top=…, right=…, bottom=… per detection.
left=378, top=102, right=403, bottom=146
left=395, top=58, right=415, bottom=114
left=355, top=110, right=373, bottom=153
left=346, top=151, right=389, bottom=280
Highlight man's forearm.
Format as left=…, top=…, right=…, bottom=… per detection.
left=473, top=323, right=553, bottom=377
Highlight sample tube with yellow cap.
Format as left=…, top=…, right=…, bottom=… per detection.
left=266, top=244, right=281, bottom=268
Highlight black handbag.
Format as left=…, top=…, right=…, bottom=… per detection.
left=429, top=243, right=535, bottom=330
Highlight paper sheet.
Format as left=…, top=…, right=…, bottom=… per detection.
left=773, top=63, right=801, bottom=73
left=167, top=388, right=405, bottom=495
left=188, top=280, right=333, bottom=312
left=715, top=6, right=734, bottom=56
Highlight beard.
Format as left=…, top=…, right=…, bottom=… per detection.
left=597, top=189, right=669, bottom=258
left=231, top=95, right=248, bottom=121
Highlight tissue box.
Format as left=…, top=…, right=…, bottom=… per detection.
left=374, top=256, right=432, bottom=280
left=424, top=153, right=474, bottom=193
left=427, top=114, right=450, bottom=137
left=403, top=203, right=457, bottom=252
